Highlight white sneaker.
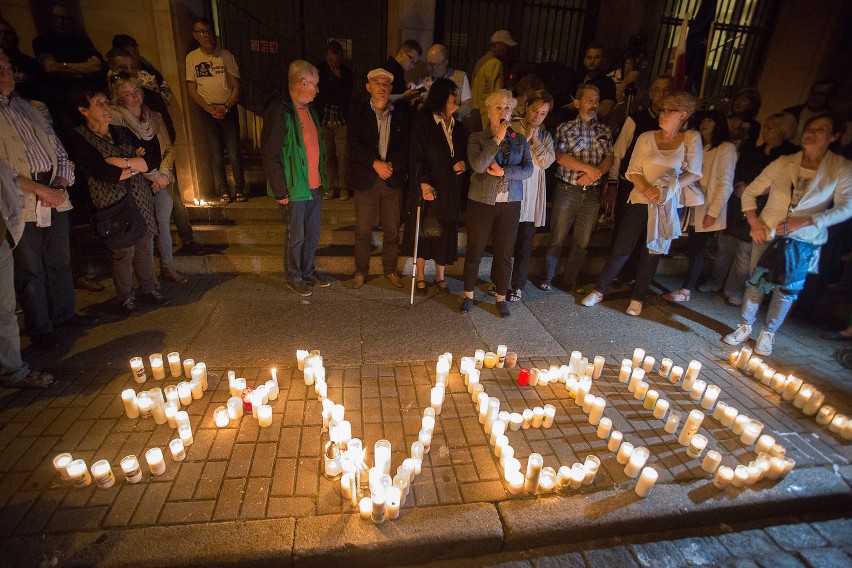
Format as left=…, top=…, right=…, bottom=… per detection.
left=723, top=324, right=752, bottom=345
left=626, top=300, right=642, bottom=316
left=754, top=330, right=775, bottom=356
left=582, top=291, right=603, bottom=307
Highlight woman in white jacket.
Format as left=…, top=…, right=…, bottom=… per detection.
left=664, top=110, right=737, bottom=302
left=723, top=113, right=852, bottom=356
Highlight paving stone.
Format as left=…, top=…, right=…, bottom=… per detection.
left=584, top=545, right=639, bottom=567
left=717, top=528, right=785, bottom=558
left=241, top=477, right=271, bottom=519
left=250, top=443, right=276, bottom=478
left=170, top=461, right=204, bottom=501
left=811, top=518, right=852, bottom=547
left=225, top=443, right=254, bottom=477
left=630, top=540, right=688, bottom=568
left=799, top=547, right=852, bottom=568
left=194, top=461, right=227, bottom=500
left=268, top=496, right=317, bottom=518
left=459, top=480, right=506, bottom=503
left=44, top=506, right=107, bottom=533
left=532, top=551, right=585, bottom=568
left=765, top=522, right=828, bottom=551
left=130, top=482, right=171, bottom=526
left=754, top=551, right=808, bottom=568
left=158, top=500, right=215, bottom=524
left=213, top=478, right=246, bottom=521
left=103, top=484, right=146, bottom=528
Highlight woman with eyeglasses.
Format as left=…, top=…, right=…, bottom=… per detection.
left=723, top=113, right=852, bottom=356
left=110, top=72, right=187, bottom=285
left=67, top=89, right=167, bottom=317
left=582, top=92, right=703, bottom=316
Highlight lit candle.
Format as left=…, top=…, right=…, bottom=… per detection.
left=529, top=407, right=544, bottom=428
left=632, top=348, right=645, bottom=368
left=687, top=434, right=708, bottom=458
left=701, top=450, right=722, bottom=473
left=266, top=380, right=279, bottom=401
left=642, top=356, right=655, bottom=373
left=731, top=465, right=748, bottom=487
left=227, top=397, right=244, bottom=421
left=634, top=466, right=658, bottom=498
left=592, top=355, right=605, bottom=379
left=740, top=422, right=761, bottom=445
left=169, top=438, right=186, bottom=461
left=189, top=378, right=203, bottom=400
left=769, top=444, right=787, bottom=458
left=507, top=470, right=524, bottom=495
left=633, top=381, right=649, bottom=402
left=658, top=358, right=673, bottom=378
left=495, top=345, right=507, bottom=369
left=759, top=366, right=775, bottom=386
left=67, top=459, right=92, bottom=488
left=385, top=486, right=402, bottom=520
left=608, top=430, right=623, bottom=452
left=792, top=384, right=813, bottom=409
left=257, top=405, right=273, bottom=427
left=802, top=390, right=824, bottom=416
left=473, top=349, right=484, bottom=369
left=685, top=359, right=702, bottom=381
left=332, top=421, right=353, bottom=445
left=837, top=421, right=852, bottom=442
left=130, top=357, right=146, bottom=383
left=483, top=352, right=497, bottom=369
left=731, top=414, right=750, bottom=436
left=121, top=389, right=139, bottom=419
left=524, top=453, right=543, bottom=494
left=470, top=382, right=483, bottom=403
left=486, top=399, right=500, bottom=433
left=755, top=434, right=775, bottom=455
left=745, top=465, right=761, bottom=486
left=509, top=412, right=523, bottom=431
left=815, top=405, right=835, bottom=426
left=681, top=372, right=696, bottom=393
left=728, top=351, right=739, bottom=364
left=678, top=410, right=705, bottom=446
left=689, top=380, right=706, bottom=401
left=701, top=385, right=721, bottom=410
left=145, top=448, right=166, bottom=476
left=149, top=353, right=165, bottom=380
left=136, top=392, right=153, bottom=419
left=643, top=389, right=659, bottom=411
left=477, top=393, right=489, bottom=424
left=296, top=350, right=308, bottom=371
left=53, top=453, right=73, bottom=479
left=734, top=347, right=752, bottom=370
left=744, top=356, right=761, bottom=376
left=720, top=406, right=739, bottom=428
left=212, top=406, right=229, bottom=428
left=358, top=497, right=372, bottom=519
left=543, top=404, right=556, bottom=428
left=582, top=394, right=596, bottom=414
left=370, top=485, right=386, bottom=524
left=528, top=368, right=540, bottom=386
left=624, top=451, right=646, bottom=478
left=596, top=417, right=612, bottom=439
left=430, top=386, right=445, bottom=415
left=628, top=368, right=645, bottom=393
left=163, top=402, right=177, bottom=428
left=829, top=414, right=848, bottom=433
left=765, top=457, right=786, bottom=480
left=588, top=397, right=606, bottom=425
left=714, top=466, right=734, bottom=488
left=179, top=358, right=193, bottom=379
left=781, top=375, right=802, bottom=401
left=616, top=442, right=634, bottom=465
left=490, top=420, right=506, bottom=446
left=769, top=372, right=786, bottom=393
left=167, top=352, right=181, bottom=377
left=374, top=440, right=392, bottom=475
left=653, top=399, right=669, bottom=420
left=190, top=364, right=207, bottom=393
left=569, top=464, right=584, bottom=489
left=177, top=382, right=192, bottom=406
left=618, top=364, right=631, bottom=383
left=669, top=365, right=684, bottom=385
left=664, top=411, right=682, bottom=434
left=179, top=424, right=193, bottom=446
left=120, top=455, right=142, bottom=483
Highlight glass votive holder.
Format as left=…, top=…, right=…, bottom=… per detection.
left=121, top=455, right=143, bottom=483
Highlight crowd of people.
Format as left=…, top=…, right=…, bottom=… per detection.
left=1, top=7, right=850, bottom=390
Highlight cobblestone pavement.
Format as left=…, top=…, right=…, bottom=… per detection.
left=0, top=274, right=849, bottom=566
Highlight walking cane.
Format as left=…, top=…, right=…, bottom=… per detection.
left=409, top=197, right=423, bottom=306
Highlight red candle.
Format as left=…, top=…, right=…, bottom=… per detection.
left=517, top=368, right=530, bottom=386
left=241, top=387, right=254, bottom=412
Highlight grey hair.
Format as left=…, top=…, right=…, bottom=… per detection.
left=288, top=60, right=318, bottom=87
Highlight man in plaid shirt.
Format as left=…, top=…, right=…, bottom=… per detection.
left=539, top=83, right=613, bottom=292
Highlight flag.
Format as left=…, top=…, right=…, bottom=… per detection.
left=672, top=14, right=689, bottom=91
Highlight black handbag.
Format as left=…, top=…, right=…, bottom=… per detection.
left=91, top=191, right=146, bottom=249
left=419, top=196, right=443, bottom=238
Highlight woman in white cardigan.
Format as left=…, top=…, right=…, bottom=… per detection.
left=664, top=110, right=737, bottom=302
left=723, top=113, right=852, bottom=356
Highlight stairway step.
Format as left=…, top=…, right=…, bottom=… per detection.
left=186, top=196, right=357, bottom=225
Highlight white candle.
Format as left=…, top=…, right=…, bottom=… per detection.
left=618, top=364, right=631, bottom=383
left=528, top=368, right=540, bottom=386
left=744, top=356, right=761, bottom=376
left=524, top=453, right=543, bottom=494
left=180, top=358, right=193, bottom=379
left=596, top=417, right=612, bottom=439
left=506, top=470, right=524, bottom=495
left=633, top=381, right=649, bottom=401
left=569, top=464, right=584, bottom=489
left=658, top=358, right=673, bottom=377
left=689, top=380, right=706, bottom=401
left=385, top=486, right=402, bottom=520
left=67, top=459, right=92, bottom=488
left=628, top=368, right=645, bottom=393
left=257, top=405, right=273, bottom=427
left=189, top=378, right=203, bottom=400
left=624, top=451, right=645, bottom=478
left=769, top=372, right=786, bottom=393
left=195, top=363, right=208, bottom=391
left=130, top=357, right=146, bottom=383
left=653, top=399, right=669, bottom=420
left=120, top=455, right=143, bottom=483
left=781, top=375, right=802, bottom=401
left=53, top=453, right=73, bottom=479
left=149, top=353, right=165, bottom=380
left=754, top=434, right=775, bottom=455
left=179, top=424, right=193, bottom=446
left=543, top=404, right=556, bottom=428
left=720, top=406, right=739, bottom=427
left=681, top=372, right=696, bottom=393
left=678, top=410, right=705, bottom=446
left=842, top=421, right=852, bottom=442
left=829, top=414, right=848, bottom=433
left=815, top=405, right=835, bottom=426
left=149, top=390, right=167, bottom=425
left=714, top=466, right=734, bottom=488
left=701, top=450, right=722, bottom=473
left=227, top=397, right=243, bottom=421
left=635, top=467, right=657, bottom=498
left=616, top=442, right=634, bottom=465
left=701, top=385, right=721, bottom=410
left=121, top=389, right=139, bottom=419
left=296, top=350, right=308, bottom=371
left=592, top=355, right=605, bottom=379
left=732, top=465, right=748, bottom=487
left=486, top=398, right=500, bottom=433
left=740, top=422, right=761, bottom=445
left=765, top=457, right=786, bottom=480
left=266, top=380, right=279, bottom=401
left=582, top=394, right=596, bottom=414
left=643, top=389, right=659, bottom=411
left=608, top=430, right=623, bottom=452
left=494, top=435, right=509, bottom=458
left=770, top=444, right=787, bottom=458
left=632, top=348, right=645, bottom=368
left=177, top=382, right=192, bottom=406
left=169, top=438, right=186, bottom=461
left=759, top=366, right=774, bottom=385
left=430, top=386, right=445, bottom=414
left=686, top=434, right=708, bottom=458
left=495, top=345, right=507, bottom=369
left=509, top=412, right=523, bottom=431
left=175, top=410, right=190, bottom=430
left=332, top=421, right=353, bottom=445
left=642, top=356, right=655, bottom=373
left=145, top=448, right=165, bottom=476
left=685, top=359, right=702, bottom=381
left=793, top=384, right=813, bottom=409
left=213, top=406, right=230, bottom=428
left=802, top=390, right=824, bottom=416
left=166, top=352, right=181, bottom=377
left=734, top=347, right=752, bottom=370
left=669, top=365, right=684, bottom=385
left=664, top=411, right=682, bottom=434
left=588, top=397, right=606, bottom=425
left=136, top=392, right=153, bottom=419
left=712, top=400, right=728, bottom=421
left=370, top=485, right=386, bottom=524
left=732, top=414, right=750, bottom=436
left=358, top=497, right=372, bottom=519
left=490, top=420, right=506, bottom=446
left=746, top=465, right=761, bottom=486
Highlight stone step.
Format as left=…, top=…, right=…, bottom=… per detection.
left=186, top=196, right=357, bottom=225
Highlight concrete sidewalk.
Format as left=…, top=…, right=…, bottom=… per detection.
left=0, top=273, right=850, bottom=567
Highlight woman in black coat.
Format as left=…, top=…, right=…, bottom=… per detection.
left=407, top=78, right=468, bottom=294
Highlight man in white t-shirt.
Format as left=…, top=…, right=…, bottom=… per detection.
left=423, top=44, right=471, bottom=120
left=185, top=17, right=245, bottom=202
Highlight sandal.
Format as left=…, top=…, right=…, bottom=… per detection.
left=435, top=280, right=449, bottom=294
left=220, top=193, right=232, bottom=204
left=235, top=193, right=247, bottom=202
left=662, top=289, right=690, bottom=302
left=416, top=280, right=428, bottom=296
left=537, top=280, right=552, bottom=291
left=485, top=283, right=497, bottom=297
left=4, top=370, right=55, bottom=389
left=507, top=288, right=522, bottom=302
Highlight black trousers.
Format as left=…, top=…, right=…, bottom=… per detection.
left=463, top=200, right=521, bottom=296
left=510, top=221, right=537, bottom=290
left=595, top=203, right=662, bottom=302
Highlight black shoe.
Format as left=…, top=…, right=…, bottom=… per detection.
left=305, top=271, right=334, bottom=287
left=182, top=241, right=210, bottom=256
left=139, top=290, right=171, bottom=306
left=459, top=297, right=474, bottom=313
left=31, top=332, right=61, bottom=351
left=121, top=297, right=141, bottom=317
left=497, top=300, right=511, bottom=318
left=74, top=275, right=105, bottom=292
left=288, top=280, right=313, bottom=297
left=59, top=313, right=101, bottom=330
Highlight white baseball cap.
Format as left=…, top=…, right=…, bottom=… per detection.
left=491, top=30, right=517, bottom=46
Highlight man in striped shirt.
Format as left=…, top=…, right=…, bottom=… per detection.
left=540, top=83, right=613, bottom=293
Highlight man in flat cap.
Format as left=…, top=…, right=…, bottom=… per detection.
left=346, top=68, right=410, bottom=289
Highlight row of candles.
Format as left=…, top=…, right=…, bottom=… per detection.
left=729, top=347, right=852, bottom=442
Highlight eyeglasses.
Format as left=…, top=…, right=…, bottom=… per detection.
left=193, top=29, right=212, bottom=36
left=803, top=125, right=832, bottom=134
left=109, top=71, right=132, bottom=84
left=659, top=108, right=682, bottom=115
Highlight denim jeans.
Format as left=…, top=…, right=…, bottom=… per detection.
left=323, top=124, right=348, bottom=192
left=112, top=233, right=157, bottom=301
left=595, top=203, right=662, bottom=301
left=153, top=188, right=174, bottom=266
left=12, top=212, right=76, bottom=336
left=0, top=240, right=29, bottom=383
left=544, top=182, right=601, bottom=286
left=710, top=234, right=751, bottom=300
left=354, top=179, right=401, bottom=276
left=280, top=189, right=322, bottom=283
left=166, top=176, right=194, bottom=244
left=464, top=200, right=521, bottom=296
left=739, top=242, right=794, bottom=333
left=200, top=109, right=244, bottom=198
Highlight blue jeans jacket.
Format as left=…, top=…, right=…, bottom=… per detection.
left=467, top=128, right=533, bottom=205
